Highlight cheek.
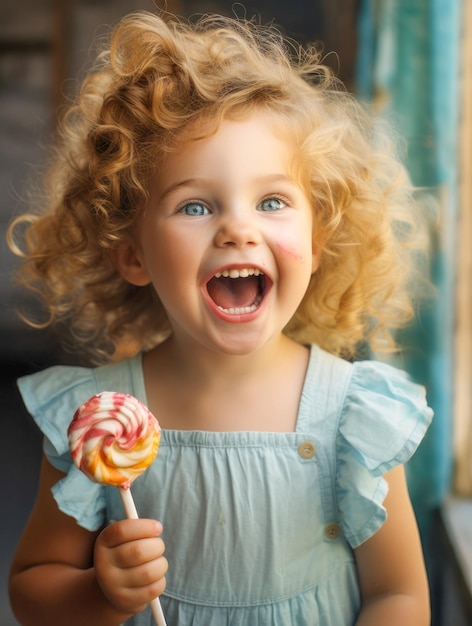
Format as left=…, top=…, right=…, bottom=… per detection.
left=275, top=239, right=305, bottom=262
left=275, top=228, right=319, bottom=279
left=275, top=224, right=316, bottom=266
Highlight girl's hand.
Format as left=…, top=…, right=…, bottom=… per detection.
left=94, top=519, right=167, bottom=616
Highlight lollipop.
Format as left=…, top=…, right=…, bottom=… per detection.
left=68, top=391, right=166, bottom=626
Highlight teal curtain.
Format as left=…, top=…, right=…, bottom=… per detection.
left=356, top=0, right=462, bottom=533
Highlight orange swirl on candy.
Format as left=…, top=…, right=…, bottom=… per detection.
left=68, top=392, right=160, bottom=489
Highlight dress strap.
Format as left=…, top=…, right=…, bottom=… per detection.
left=297, top=345, right=353, bottom=434
left=92, top=354, right=146, bottom=403
left=297, top=345, right=354, bottom=525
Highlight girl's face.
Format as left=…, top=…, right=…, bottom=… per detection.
left=119, top=110, right=320, bottom=356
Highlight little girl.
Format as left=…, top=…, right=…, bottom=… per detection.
left=8, top=10, right=433, bottom=626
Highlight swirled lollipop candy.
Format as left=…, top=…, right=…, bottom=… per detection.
left=68, top=391, right=160, bottom=489
left=68, top=391, right=166, bottom=626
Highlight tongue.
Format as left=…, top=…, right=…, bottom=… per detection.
left=207, top=276, right=259, bottom=310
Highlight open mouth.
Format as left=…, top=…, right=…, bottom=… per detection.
left=206, top=268, right=267, bottom=315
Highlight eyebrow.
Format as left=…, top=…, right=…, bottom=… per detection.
left=157, top=178, right=205, bottom=202
left=157, top=174, right=299, bottom=202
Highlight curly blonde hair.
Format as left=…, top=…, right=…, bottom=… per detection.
left=7, top=10, right=429, bottom=364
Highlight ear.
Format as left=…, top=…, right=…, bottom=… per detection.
left=112, top=236, right=151, bottom=286
left=311, top=240, right=321, bottom=274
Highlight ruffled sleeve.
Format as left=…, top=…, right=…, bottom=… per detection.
left=336, top=360, right=433, bottom=548
left=18, top=365, right=107, bottom=531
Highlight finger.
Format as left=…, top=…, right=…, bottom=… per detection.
left=112, top=536, right=166, bottom=569
left=111, top=570, right=167, bottom=613
left=100, top=519, right=162, bottom=548
left=122, top=555, right=169, bottom=590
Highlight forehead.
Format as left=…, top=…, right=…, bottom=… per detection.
left=154, top=110, right=303, bottom=183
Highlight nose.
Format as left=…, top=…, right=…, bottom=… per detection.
left=213, top=210, right=262, bottom=248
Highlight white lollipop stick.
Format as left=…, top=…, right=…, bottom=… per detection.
left=120, top=488, right=167, bottom=626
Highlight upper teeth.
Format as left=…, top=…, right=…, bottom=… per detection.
left=214, top=268, right=263, bottom=279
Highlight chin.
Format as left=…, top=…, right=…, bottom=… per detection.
left=204, top=330, right=280, bottom=358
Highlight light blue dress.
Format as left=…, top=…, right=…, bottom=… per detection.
left=18, top=344, right=433, bottom=626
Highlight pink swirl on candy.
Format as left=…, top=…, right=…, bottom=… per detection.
left=68, top=391, right=161, bottom=489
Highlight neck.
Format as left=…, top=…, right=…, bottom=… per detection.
left=142, top=333, right=310, bottom=432
left=153, top=332, right=296, bottom=386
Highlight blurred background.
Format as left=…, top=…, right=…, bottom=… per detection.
left=1, top=0, right=471, bottom=624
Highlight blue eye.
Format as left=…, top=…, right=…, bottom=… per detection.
left=179, top=202, right=210, bottom=216
left=259, top=196, right=286, bottom=212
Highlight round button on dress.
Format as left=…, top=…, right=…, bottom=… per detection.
left=324, top=523, right=341, bottom=540
left=298, top=441, right=316, bottom=459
